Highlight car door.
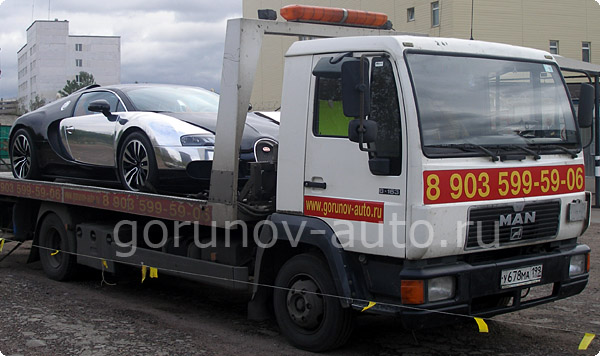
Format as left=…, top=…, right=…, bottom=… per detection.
left=60, top=90, right=126, bottom=167
left=303, top=54, right=408, bottom=258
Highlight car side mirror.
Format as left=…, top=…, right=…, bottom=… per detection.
left=578, top=83, right=595, bottom=129
left=348, top=119, right=377, bottom=143
left=88, top=99, right=113, bottom=119
left=341, top=59, right=370, bottom=118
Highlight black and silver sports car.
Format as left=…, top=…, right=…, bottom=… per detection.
left=9, top=84, right=279, bottom=193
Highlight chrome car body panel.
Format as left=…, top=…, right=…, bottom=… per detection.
left=61, top=111, right=213, bottom=168
left=60, top=113, right=117, bottom=166
left=154, top=146, right=214, bottom=170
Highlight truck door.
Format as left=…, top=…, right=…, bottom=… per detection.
left=303, top=55, right=407, bottom=258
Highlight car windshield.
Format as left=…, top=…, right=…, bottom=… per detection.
left=125, top=86, right=220, bottom=113
left=405, top=53, right=579, bottom=158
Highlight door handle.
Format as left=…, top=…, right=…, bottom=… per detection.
left=304, top=181, right=327, bottom=189
left=65, top=126, right=74, bottom=135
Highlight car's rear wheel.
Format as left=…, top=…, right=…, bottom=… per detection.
left=118, top=132, right=158, bottom=192
left=10, top=128, right=41, bottom=180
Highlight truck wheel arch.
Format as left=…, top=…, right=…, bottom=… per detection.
left=248, top=213, right=361, bottom=321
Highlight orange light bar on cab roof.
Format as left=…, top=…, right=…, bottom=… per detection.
left=280, top=5, right=388, bottom=28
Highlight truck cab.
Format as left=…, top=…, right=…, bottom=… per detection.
left=266, top=34, right=591, bottom=347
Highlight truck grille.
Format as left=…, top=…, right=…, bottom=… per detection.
left=465, top=201, right=561, bottom=249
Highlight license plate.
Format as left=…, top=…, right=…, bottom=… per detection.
left=500, top=265, right=543, bottom=289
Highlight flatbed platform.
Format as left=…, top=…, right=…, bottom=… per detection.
left=0, top=172, right=212, bottom=224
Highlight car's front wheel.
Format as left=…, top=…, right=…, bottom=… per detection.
left=10, top=128, right=41, bottom=180
left=118, top=132, right=158, bottom=192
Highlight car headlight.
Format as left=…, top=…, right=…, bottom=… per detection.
left=569, top=254, right=589, bottom=277
left=180, top=134, right=215, bottom=146
left=427, top=276, right=456, bottom=302
left=401, top=276, right=456, bottom=304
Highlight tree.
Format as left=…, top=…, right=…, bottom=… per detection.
left=59, top=71, right=96, bottom=97
left=16, top=95, right=46, bottom=115
left=29, top=95, right=46, bottom=111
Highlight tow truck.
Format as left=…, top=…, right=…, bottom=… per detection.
left=0, top=5, right=596, bottom=352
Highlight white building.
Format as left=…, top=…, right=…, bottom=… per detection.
left=17, top=19, right=120, bottom=109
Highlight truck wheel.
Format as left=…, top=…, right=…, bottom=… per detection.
left=118, top=132, right=158, bottom=192
left=38, top=213, right=77, bottom=281
left=273, top=254, right=354, bottom=352
left=10, top=128, right=41, bottom=180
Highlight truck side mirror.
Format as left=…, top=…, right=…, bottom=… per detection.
left=577, top=83, right=594, bottom=129
left=341, top=59, right=370, bottom=118
left=348, top=119, right=377, bottom=143
left=88, top=99, right=113, bottom=119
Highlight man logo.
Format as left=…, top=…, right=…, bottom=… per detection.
left=499, top=212, right=536, bottom=227
left=510, top=226, right=523, bottom=241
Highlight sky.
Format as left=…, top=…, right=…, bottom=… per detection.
left=0, top=0, right=242, bottom=99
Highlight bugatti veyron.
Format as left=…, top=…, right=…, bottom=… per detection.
left=9, top=84, right=279, bottom=193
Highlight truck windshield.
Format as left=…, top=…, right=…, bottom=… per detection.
left=405, top=53, right=580, bottom=158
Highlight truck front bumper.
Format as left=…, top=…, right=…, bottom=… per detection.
left=351, top=243, right=589, bottom=329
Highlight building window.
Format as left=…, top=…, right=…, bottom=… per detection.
left=75, top=43, right=83, bottom=51
left=431, top=2, right=440, bottom=27
left=407, top=7, right=415, bottom=22
left=18, top=67, right=28, bottom=79
left=582, top=42, right=591, bottom=62
left=549, top=40, right=559, bottom=55
left=75, top=74, right=81, bottom=83
left=76, top=59, right=83, bottom=67
left=18, top=53, right=27, bottom=66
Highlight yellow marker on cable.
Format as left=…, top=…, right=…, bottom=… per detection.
left=141, top=265, right=147, bottom=283
left=102, top=260, right=108, bottom=269
left=149, top=267, right=158, bottom=279
left=474, top=317, right=489, bottom=333
left=50, top=250, right=59, bottom=256
left=361, top=301, right=376, bottom=312
left=0, top=238, right=4, bottom=253
left=578, top=333, right=595, bottom=350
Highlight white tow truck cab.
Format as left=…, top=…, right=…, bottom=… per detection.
left=2, top=6, right=595, bottom=352
left=248, top=10, right=594, bottom=349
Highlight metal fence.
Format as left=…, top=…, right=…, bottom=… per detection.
left=0, top=100, right=18, bottom=115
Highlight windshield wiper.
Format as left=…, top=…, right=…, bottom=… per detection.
left=425, top=143, right=499, bottom=162
left=534, top=144, right=579, bottom=159
left=508, top=145, right=541, bottom=160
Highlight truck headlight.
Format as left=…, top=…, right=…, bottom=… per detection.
left=180, top=134, right=215, bottom=146
left=569, top=254, right=588, bottom=277
left=427, top=276, right=456, bottom=302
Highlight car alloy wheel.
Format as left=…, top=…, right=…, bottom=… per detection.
left=121, top=139, right=150, bottom=191
left=11, top=133, right=32, bottom=179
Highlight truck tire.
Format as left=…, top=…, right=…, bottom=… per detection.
left=273, top=253, right=354, bottom=352
left=38, top=213, right=77, bottom=281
